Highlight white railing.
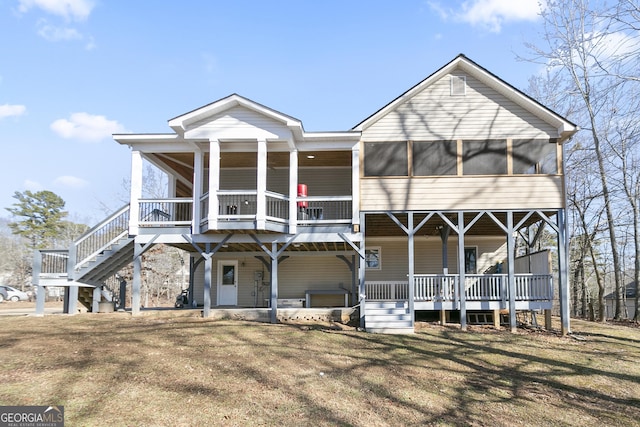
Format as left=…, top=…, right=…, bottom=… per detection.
left=139, top=198, right=193, bottom=226
left=266, top=191, right=289, bottom=222
left=365, top=274, right=553, bottom=302
left=514, top=274, right=553, bottom=301
left=297, top=195, right=352, bottom=224
left=365, top=281, right=409, bottom=300
left=39, top=250, right=69, bottom=277
left=218, top=190, right=257, bottom=219
left=464, top=274, right=504, bottom=301
left=75, top=204, right=130, bottom=269
left=414, top=275, right=458, bottom=301
left=200, top=192, right=209, bottom=225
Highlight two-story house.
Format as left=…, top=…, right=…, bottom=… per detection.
left=33, top=54, right=578, bottom=334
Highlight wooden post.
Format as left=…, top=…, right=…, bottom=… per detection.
left=92, top=287, right=101, bottom=313
left=493, top=309, right=501, bottom=329
left=270, top=242, right=278, bottom=324
left=132, top=243, right=142, bottom=316
left=557, top=209, right=571, bottom=335
left=507, top=211, right=517, bottom=333
left=407, top=212, right=415, bottom=329
left=457, top=211, right=467, bottom=331
left=203, top=243, right=212, bottom=318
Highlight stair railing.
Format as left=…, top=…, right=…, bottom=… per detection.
left=71, top=204, right=130, bottom=274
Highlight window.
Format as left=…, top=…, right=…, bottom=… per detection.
left=451, top=75, right=467, bottom=96
left=512, top=139, right=557, bottom=174
left=464, top=247, right=477, bottom=274
left=462, top=140, right=507, bottom=175
left=413, top=141, right=457, bottom=176
left=364, top=142, right=408, bottom=176
left=365, top=247, right=381, bottom=270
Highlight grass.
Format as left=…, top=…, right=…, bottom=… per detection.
left=0, top=311, right=639, bottom=426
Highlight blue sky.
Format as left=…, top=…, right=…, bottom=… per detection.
left=0, top=0, right=547, bottom=225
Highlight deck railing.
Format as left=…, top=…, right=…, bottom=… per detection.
left=297, top=196, right=352, bottom=223
left=216, top=191, right=352, bottom=224
left=75, top=204, right=130, bottom=269
left=139, top=198, right=193, bottom=226
left=39, top=250, right=70, bottom=277
left=365, top=274, right=553, bottom=302
left=266, top=191, right=289, bottom=222
left=365, top=281, right=410, bottom=300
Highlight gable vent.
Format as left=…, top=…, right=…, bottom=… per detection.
left=450, top=75, right=466, bottom=96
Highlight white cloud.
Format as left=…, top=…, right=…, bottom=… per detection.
left=37, top=19, right=82, bottom=41
left=0, top=104, right=27, bottom=119
left=18, top=0, right=95, bottom=21
left=50, top=112, right=126, bottom=142
left=54, top=175, right=89, bottom=189
left=430, top=0, right=545, bottom=33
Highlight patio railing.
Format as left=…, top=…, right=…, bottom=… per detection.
left=365, top=274, right=553, bottom=302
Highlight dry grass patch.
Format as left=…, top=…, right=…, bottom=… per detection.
left=0, top=313, right=638, bottom=426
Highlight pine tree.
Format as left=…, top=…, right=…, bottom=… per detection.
left=5, top=190, right=68, bottom=249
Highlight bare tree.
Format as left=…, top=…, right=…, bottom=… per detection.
left=522, top=0, right=629, bottom=319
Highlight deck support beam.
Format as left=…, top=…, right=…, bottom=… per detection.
left=457, top=211, right=467, bottom=331
left=132, top=243, right=142, bottom=315
left=506, top=211, right=517, bottom=332
left=203, top=243, right=212, bottom=317
left=557, top=209, right=570, bottom=335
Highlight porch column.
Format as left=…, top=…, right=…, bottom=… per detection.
left=270, top=242, right=279, bottom=324
left=192, top=148, right=203, bottom=231
left=208, top=139, right=220, bottom=225
left=32, top=250, right=45, bottom=316
left=132, top=243, right=142, bottom=316
left=407, top=212, right=415, bottom=328
left=203, top=244, right=212, bottom=318
left=506, top=211, right=517, bottom=332
left=289, top=149, right=298, bottom=234
left=359, top=212, right=366, bottom=329
left=67, top=286, right=78, bottom=315
left=457, top=211, right=467, bottom=331
left=92, top=287, right=100, bottom=313
left=439, top=225, right=450, bottom=325
left=256, top=138, right=267, bottom=229
left=35, top=286, right=46, bottom=316
left=351, top=147, right=360, bottom=230
left=557, top=209, right=570, bottom=335
left=129, top=150, right=143, bottom=235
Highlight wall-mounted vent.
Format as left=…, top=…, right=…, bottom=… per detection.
left=450, top=75, right=466, bottom=96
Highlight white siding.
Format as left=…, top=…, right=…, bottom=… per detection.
left=365, top=237, right=507, bottom=281
left=191, top=253, right=353, bottom=308
left=364, top=71, right=557, bottom=141
left=184, top=106, right=293, bottom=141
left=361, top=175, right=564, bottom=211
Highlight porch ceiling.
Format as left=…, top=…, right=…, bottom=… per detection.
left=151, top=150, right=352, bottom=198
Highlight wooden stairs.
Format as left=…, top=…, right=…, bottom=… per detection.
left=364, top=300, right=414, bottom=334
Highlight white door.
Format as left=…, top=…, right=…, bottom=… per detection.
left=217, top=260, right=238, bottom=306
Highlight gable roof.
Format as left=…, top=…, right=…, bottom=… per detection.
left=168, top=93, right=305, bottom=139
left=352, top=54, right=578, bottom=142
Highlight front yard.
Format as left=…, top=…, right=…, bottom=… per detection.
left=0, top=312, right=638, bottom=426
